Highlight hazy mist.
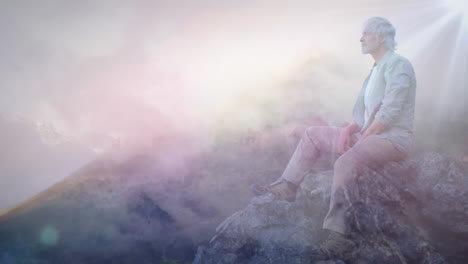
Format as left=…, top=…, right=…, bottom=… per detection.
left=0, top=0, right=466, bottom=210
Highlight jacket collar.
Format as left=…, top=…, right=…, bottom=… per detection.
left=373, top=50, right=394, bottom=68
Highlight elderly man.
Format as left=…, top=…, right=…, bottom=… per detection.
left=252, top=17, right=416, bottom=259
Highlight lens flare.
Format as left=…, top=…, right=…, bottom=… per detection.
left=39, top=226, right=60, bottom=246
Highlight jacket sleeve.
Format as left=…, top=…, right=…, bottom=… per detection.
left=374, top=59, right=413, bottom=126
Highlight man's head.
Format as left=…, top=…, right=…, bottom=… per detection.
left=360, top=17, right=396, bottom=55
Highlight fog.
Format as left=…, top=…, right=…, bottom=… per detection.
left=0, top=0, right=466, bottom=211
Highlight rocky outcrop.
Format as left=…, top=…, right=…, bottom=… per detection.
left=194, top=152, right=468, bottom=264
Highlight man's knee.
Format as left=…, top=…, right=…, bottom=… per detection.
left=302, top=126, right=329, bottom=144
left=334, top=153, right=362, bottom=177
left=303, top=126, right=318, bottom=141
left=298, top=126, right=323, bottom=159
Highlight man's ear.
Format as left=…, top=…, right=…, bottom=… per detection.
left=380, top=36, right=387, bottom=45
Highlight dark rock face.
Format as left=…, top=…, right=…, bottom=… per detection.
left=194, top=152, right=468, bottom=264
left=400, top=153, right=468, bottom=263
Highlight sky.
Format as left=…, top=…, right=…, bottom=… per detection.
left=0, top=0, right=467, bottom=210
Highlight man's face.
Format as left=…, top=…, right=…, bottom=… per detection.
left=360, top=26, right=383, bottom=54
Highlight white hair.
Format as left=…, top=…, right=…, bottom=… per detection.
left=363, top=17, right=397, bottom=50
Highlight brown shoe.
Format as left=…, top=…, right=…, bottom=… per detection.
left=250, top=179, right=298, bottom=202
left=267, top=179, right=297, bottom=202
left=304, top=231, right=355, bottom=260
left=267, top=179, right=298, bottom=202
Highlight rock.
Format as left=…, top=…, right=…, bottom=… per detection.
left=194, top=152, right=468, bottom=264
left=399, top=152, right=468, bottom=263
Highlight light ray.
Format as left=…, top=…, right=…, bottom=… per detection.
left=435, top=13, right=468, bottom=122
left=398, top=11, right=459, bottom=61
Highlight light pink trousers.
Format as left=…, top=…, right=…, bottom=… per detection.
left=278, top=126, right=404, bottom=234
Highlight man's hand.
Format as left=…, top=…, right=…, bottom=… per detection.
left=356, top=119, right=387, bottom=145
left=338, top=122, right=359, bottom=154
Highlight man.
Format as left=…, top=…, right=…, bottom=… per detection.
left=252, top=17, right=416, bottom=260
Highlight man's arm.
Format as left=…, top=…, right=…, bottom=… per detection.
left=357, top=58, right=414, bottom=144
left=374, top=59, right=413, bottom=126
